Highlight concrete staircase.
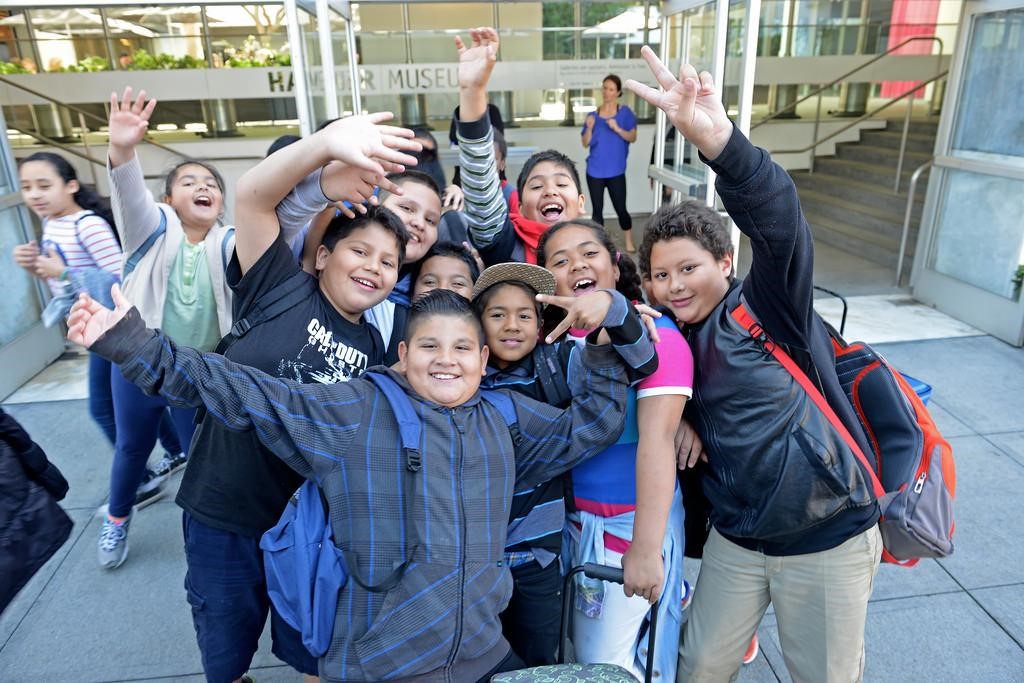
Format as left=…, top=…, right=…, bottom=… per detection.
left=790, top=118, right=939, bottom=271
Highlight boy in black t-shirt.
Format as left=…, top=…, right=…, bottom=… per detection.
left=174, top=113, right=419, bottom=683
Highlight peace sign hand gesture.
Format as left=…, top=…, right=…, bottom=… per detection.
left=536, top=291, right=614, bottom=345
left=624, top=46, right=733, bottom=160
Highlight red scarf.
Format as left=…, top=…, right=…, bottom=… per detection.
left=506, top=188, right=549, bottom=265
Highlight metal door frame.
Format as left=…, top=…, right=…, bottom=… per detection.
left=910, top=0, right=1024, bottom=345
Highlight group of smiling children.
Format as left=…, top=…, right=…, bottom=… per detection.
left=48, top=22, right=883, bottom=683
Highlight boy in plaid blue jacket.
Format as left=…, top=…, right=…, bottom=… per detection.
left=69, top=285, right=653, bottom=683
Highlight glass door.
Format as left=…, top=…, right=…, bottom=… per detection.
left=650, top=0, right=760, bottom=264
left=910, top=1, right=1024, bottom=345
left=0, top=108, right=64, bottom=400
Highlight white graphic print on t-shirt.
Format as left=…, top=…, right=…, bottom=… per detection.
left=276, top=316, right=371, bottom=385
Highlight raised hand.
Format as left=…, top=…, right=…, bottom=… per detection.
left=624, top=46, right=733, bottom=160
left=67, top=284, right=132, bottom=349
left=319, top=112, right=421, bottom=179
left=108, top=87, right=157, bottom=155
left=585, top=114, right=597, bottom=131
left=455, top=27, right=499, bottom=92
left=536, top=291, right=614, bottom=344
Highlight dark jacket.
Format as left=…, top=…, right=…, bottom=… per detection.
left=91, top=305, right=640, bottom=683
left=684, top=127, right=879, bottom=556
left=0, top=408, right=73, bottom=613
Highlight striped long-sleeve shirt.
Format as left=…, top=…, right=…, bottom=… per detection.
left=457, top=114, right=524, bottom=265
left=91, top=306, right=634, bottom=683
left=41, top=211, right=121, bottom=296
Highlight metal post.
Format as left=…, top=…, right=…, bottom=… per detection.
left=399, top=3, right=426, bottom=126
left=809, top=90, right=823, bottom=173
left=651, top=12, right=670, bottom=212
left=77, top=112, right=99, bottom=188
left=894, top=97, right=913, bottom=193
left=706, top=0, right=729, bottom=209
left=736, top=0, right=762, bottom=138
left=98, top=8, right=116, bottom=70
left=315, top=0, right=339, bottom=120
left=284, top=0, right=313, bottom=136
left=339, top=0, right=362, bottom=116
left=22, top=9, right=43, bottom=73
left=200, top=6, right=215, bottom=68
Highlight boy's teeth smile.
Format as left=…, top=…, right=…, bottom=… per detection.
left=541, top=203, right=563, bottom=218
left=351, top=277, right=377, bottom=290
left=431, top=373, right=458, bottom=380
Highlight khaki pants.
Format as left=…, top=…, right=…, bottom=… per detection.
left=678, top=525, right=881, bottom=683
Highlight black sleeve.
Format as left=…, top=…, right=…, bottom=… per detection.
left=226, top=234, right=305, bottom=322
left=477, top=218, right=519, bottom=267
left=703, top=125, right=814, bottom=351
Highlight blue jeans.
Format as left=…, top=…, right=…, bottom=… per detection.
left=89, top=354, right=182, bottom=455
left=108, top=368, right=196, bottom=518
left=182, top=512, right=319, bottom=682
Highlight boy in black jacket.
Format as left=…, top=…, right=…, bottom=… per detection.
left=0, top=408, right=73, bottom=613
left=629, top=48, right=881, bottom=681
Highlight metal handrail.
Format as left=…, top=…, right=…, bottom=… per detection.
left=751, top=35, right=944, bottom=130
left=7, top=123, right=168, bottom=181
left=895, top=160, right=932, bottom=286
left=770, top=70, right=947, bottom=158
left=0, top=73, right=184, bottom=158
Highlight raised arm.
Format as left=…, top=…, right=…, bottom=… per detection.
left=625, top=46, right=813, bottom=346
left=67, top=287, right=361, bottom=483
left=106, top=88, right=163, bottom=254
left=454, top=28, right=514, bottom=259
left=234, top=114, right=420, bottom=275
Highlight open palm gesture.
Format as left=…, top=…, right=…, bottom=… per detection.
left=320, top=112, right=421, bottom=178
left=455, top=27, right=499, bottom=90
left=625, top=46, right=733, bottom=160
left=67, top=285, right=132, bottom=349
left=108, top=86, right=157, bottom=150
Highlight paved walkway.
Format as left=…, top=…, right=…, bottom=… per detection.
left=3, top=285, right=1023, bottom=681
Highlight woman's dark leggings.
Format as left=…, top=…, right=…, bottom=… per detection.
left=586, top=173, right=632, bottom=231
left=89, top=353, right=182, bottom=454
left=108, top=366, right=196, bottom=518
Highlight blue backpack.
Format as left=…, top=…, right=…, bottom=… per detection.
left=260, top=371, right=519, bottom=658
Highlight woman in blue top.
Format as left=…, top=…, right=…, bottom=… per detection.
left=581, top=74, right=638, bottom=253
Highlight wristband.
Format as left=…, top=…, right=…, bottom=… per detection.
left=59, top=268, right=70, bottom=281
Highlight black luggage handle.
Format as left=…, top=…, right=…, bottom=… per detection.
left=559, top=563, right=660, bottom=683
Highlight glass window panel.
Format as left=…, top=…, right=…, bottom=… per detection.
left=205, top=5, right=290, bottom=68
left=0, top=204, right=43, bottom=346
left=105, top=5, right=207, bottom=68
left=930, top=169, right=1024, bottom=301
left=951, top=8, right=1024, bottom=163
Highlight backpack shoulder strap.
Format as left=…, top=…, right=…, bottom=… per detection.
left=123, top=208, right=167, bottom=277
left=214, top=269, right=317, bottom=355
left=221, top=227, right=236, bottom=273
left=729, top=301, right=886, bottom=499
left=350, top=371, right=419, bottom=593
left=480, top=389, right=522, bottom=447
left=532, top=344, right=572, bottom=407
left=365, top=372, right=423, bottom=472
